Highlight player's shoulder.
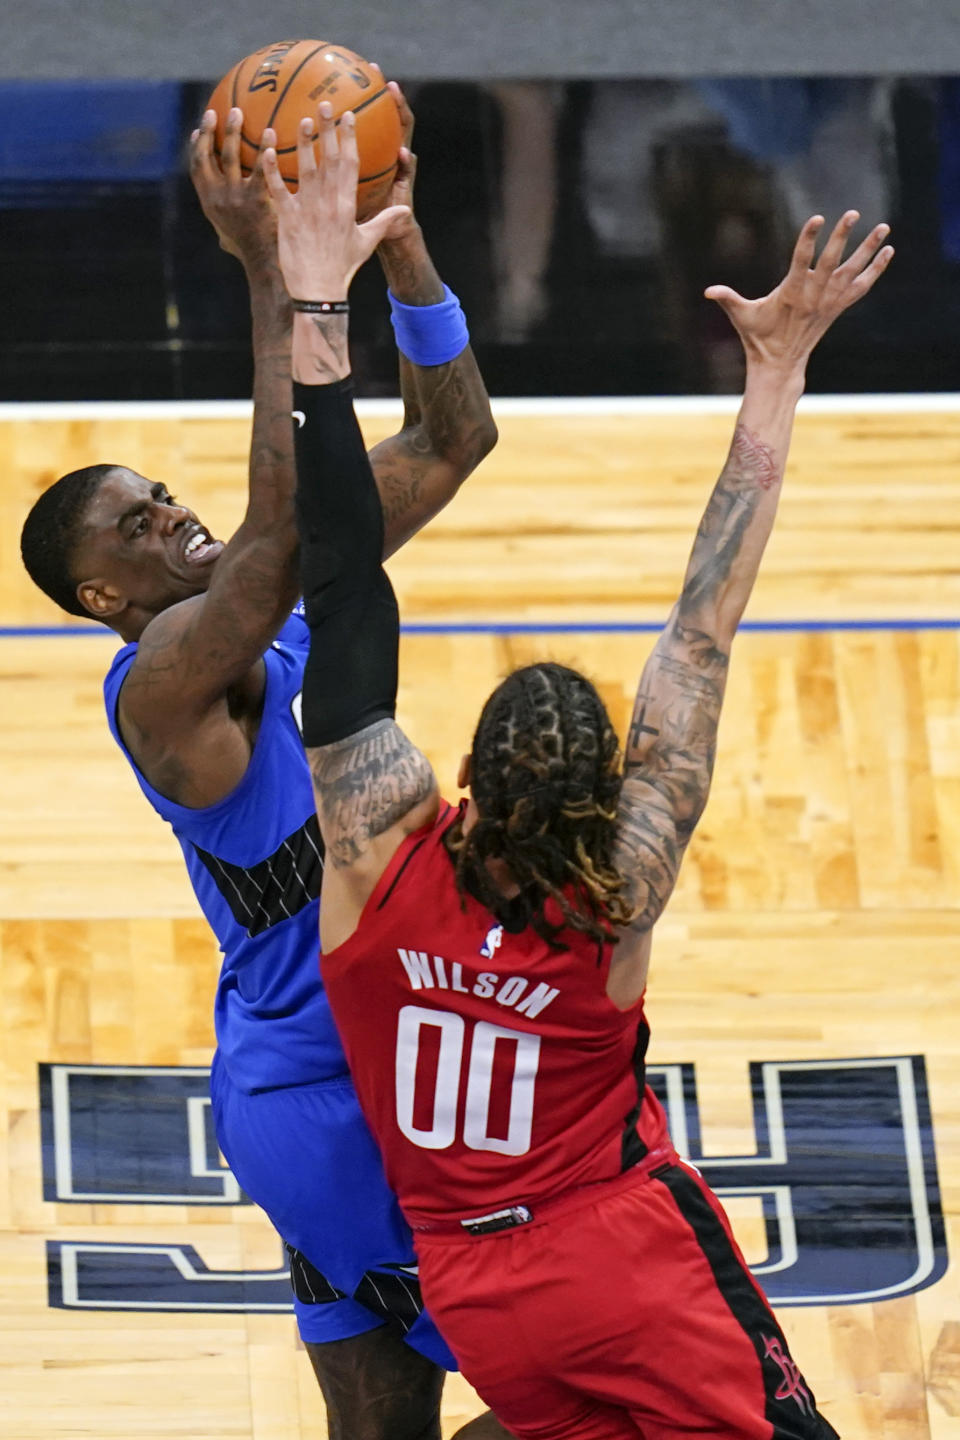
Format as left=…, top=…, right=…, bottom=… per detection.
left=104, top=637, right=138, bottom=686
left=110, top=602, right=202, bottom=731
left=395, top=797, right=459, bottom=861
left=370, top=798, right=460, bottom=899
left=119, top=596, right=269, bottom=738
left=418, top=798, right=462, bottom=853
left=124, top=594, right=206, bottom=676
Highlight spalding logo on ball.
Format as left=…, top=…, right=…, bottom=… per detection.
left=206, top=40, right=402, bottom=216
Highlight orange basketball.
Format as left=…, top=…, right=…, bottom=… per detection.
left=206, top=40, right=402, bottom=217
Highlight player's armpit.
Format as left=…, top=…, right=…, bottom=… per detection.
left=606, top=925, right=654, bottom=1011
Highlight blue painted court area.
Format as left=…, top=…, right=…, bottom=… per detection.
left=41, top=1056, right=946, bottom=1313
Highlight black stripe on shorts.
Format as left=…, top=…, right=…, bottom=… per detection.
left=353, top=1263, right=426, bottom=1335
left=285, top=1244, right=347, bottom=1306
left=654, top=1165, right=840, bottom=1440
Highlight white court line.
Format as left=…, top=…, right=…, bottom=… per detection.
left=3, top=394, right=960, bottom=422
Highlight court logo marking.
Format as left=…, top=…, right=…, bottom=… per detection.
left=41, top=1054, right=947, bottom=1313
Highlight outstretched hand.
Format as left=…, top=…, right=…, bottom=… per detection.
left=706, top=211, right=894, bottom=372
left=189, top=107, right=277, bottom=267
left=261, top=103, right=410, bottom=300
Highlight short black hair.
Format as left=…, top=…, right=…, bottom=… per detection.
left=20, top=465, right=120, bottom=618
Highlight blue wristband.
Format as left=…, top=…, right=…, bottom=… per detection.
left=388, top=284, right=470, bottom=367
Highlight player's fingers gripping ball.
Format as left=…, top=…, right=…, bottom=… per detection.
left=206, top=40, right=402, bottom=217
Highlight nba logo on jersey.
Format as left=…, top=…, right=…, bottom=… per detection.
left=479, top=924, right=503, bottom=960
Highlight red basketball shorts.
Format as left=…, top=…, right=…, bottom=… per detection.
left=415, top=1162, right=839, bottom=1440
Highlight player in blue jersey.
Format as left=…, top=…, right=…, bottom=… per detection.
left=20, top=100, right=506, bottom=1439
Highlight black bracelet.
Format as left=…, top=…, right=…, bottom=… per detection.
left=291, top=298, right=350, bottom=314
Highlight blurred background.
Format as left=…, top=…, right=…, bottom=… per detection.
left=1, top=2, right=960, bottom=400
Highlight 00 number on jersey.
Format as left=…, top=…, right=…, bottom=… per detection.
left=396, top=1005, right=541, bottom=1155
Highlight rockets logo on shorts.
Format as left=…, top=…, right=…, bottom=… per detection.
left=761, top=1336, right=815, bottom=1416
left=479, top=924, right=503, bottom=960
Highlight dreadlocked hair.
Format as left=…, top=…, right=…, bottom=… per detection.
left=448, top=662, right=635, bottom=948
left=20, top=465, right=120, bottom=618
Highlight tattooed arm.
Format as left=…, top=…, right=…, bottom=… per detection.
left=262, top=104, right=440, bottom=949
left=119, top=108, right=410, bottom=810
left=611, top=412, right=788, bottom=945
left=367, top=84, right=498, bottom=557
left=309, top=721, right=439, bottom=948
left=609, top=212, right=894, bottom=996
left=117, top=109, right=302, bottom=805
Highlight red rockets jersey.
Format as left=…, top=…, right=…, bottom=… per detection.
left=320, top=801, right=671, bottom=1227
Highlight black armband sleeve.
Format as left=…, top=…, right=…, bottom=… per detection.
left=293, top=379, right=399, bottom=747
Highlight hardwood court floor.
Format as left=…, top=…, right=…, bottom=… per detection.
left=1, top=403, right=959, bottom=1438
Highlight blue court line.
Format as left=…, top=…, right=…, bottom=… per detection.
left=2, top=618, right=960, bottom=638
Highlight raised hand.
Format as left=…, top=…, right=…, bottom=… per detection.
left=705, top=211, right=894, bottom=373
left=261, top=102, right=410, bottom=301
left=190, top=107, right=277, bottom=267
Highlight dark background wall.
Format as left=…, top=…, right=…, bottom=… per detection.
left=4, top=0, right=960, bottom=80
left=2, top=5, right=960, bottom=399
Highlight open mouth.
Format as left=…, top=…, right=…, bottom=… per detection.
left=182, top=529, right=224, bottom=565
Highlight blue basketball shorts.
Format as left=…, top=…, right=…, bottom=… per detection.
left=209, top=1053, right=456, bottom=1366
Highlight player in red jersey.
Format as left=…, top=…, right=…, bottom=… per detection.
left=263, top=114, right=893, bottom=1439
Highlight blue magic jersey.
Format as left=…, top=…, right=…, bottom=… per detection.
left=103, top=607, right=343, bottom=1091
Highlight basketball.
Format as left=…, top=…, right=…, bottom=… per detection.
left=206, top=40, right=403, bottom=217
